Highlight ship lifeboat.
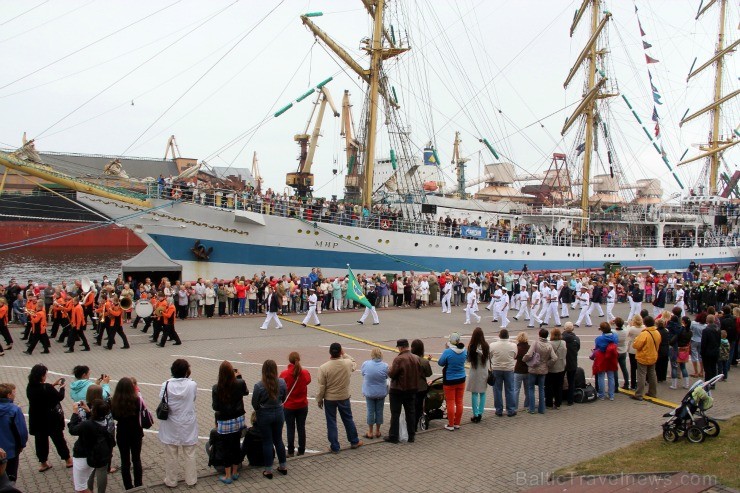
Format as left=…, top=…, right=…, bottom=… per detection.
left=423, top=181, right=438, bottom=191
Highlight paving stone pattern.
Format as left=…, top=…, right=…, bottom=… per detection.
left=2, top=301, right=737, bottom=493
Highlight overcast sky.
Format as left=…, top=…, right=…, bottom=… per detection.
left=0, top=0, right=736, bottom=198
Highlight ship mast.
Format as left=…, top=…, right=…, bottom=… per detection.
left=561, top=0, right=614, bottom=223
left=300, top=2, right=408, bottom=209
left=678, top=0, right=739, bottom=196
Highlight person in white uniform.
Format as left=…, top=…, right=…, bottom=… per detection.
left=605, top=283, right=616, bottom=322
left=494, top=286, right=510, bottom=328
left=441, top=280, right=452, bottom=314
left=464, top=286, right=481, bottom=325
left=538, top=282, right=551, bottom=322
left=574, top=286, right=592, bottom=327
left=302, top=288, right=321, bottom=326
left=674, top=283, right=685, bottom=317
left=543, top=282, right=561, bottom=327
left=514, top=288, right=530, bottom=321
left=529, top=286, right=542, bottom=328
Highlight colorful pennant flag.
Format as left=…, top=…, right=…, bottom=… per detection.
left=651, top=107, right=659, bottom=122
left=654, top=122, right=661, bottom=137
left=643, top=40, right=653, bottom=49
left=576, top=142, right=586, bottom=156
left=653, top=92, right=663, bottom=105
left=639, top=21, right=646, bottom=36
left=646, top=54, right=660, bottom=64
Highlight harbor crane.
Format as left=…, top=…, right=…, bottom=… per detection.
left=286, top=85, right=339, bottom=197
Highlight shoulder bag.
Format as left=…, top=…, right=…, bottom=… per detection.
left=139, top=397, right=154, bottom=429
left=156, top=381, right=170, bottom=420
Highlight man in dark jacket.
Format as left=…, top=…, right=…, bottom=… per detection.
left=700, top=315, right=721, bottom=386
left=385, top=339, right=419, bottom=444
left=719, top=306, right=736, bottom=378
left=562, top=324, right=580, bottom=405
left=652, top=283, right=666, bottom=317
left=259, top=286, right=283, bottom=330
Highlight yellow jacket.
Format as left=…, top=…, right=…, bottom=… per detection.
left=632, top=326, right=661, bottom=365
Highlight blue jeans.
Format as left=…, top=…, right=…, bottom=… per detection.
left=365, top=396, right=385, bottom=425
left=596, top=371, right=615, bottom=399
left=323, top=399, right=360, bottom=452
left=492, top=370, right=517, bottom=415
left=670, top=347, right=689, bottom=378
left=238, top=298, right=246, bottom=315
left=470, top=392, right=486, bottom=417
left=514, top=372, right=529, bottom=409
left=527, top=374, right=546, bottom=414
left=256, top=407, right=286, bottom=471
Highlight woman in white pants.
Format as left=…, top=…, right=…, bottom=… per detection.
left=158, top=359, right=199, bottom=488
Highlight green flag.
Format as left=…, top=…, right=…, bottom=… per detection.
left=345, top=266, right=372, bottom=308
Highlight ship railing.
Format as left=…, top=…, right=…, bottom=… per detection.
left=145, top=185, right=739, bottom=249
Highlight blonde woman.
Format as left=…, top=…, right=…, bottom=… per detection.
left=626, top=314, right=644, bottom=390
left=360, top=348, right=388, bottom=439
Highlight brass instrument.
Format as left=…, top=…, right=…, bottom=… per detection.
left=153, top=305, right=166, bottom=317
left=120, top=297, right=133, bottom=310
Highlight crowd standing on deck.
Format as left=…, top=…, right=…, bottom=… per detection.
left=0, top=261, right=738, bottom=490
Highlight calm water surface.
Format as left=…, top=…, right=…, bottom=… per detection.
left=0, top=247, right=141, bottom=285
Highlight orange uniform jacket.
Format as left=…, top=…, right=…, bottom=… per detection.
left=83, top=292, right=95, bottom=309
left=106, top=304, right=123, bottom=327
left=32, top=306, right=47, bottom=334
left=155, top=300, right=168, bottom=320
left=70, top=304, right=85, bottom=330
left=163, top=303, right=176, bottom=325
left=0, top=305, right=7, bottom=325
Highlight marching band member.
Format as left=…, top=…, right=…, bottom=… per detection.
left=606, top=283, right=616, bottom=322
left=104, top=296, right=130, bottom=350
left=528, top=285, right=542, bottom=328
left=542, top=281, right=561, bottom=327
left=23, top=296, right=49, bottom=355
left=20, top=295, right=37, bottom=341
left=56, top=295, right=75, bottom=345
left=441, top=279, right=452, bottom=314
left=82, top=287, right=96, bottom=326
left=157, top=296, right=181, bottom=347
left=65, top=296, right=90, bottom=353
left=0, top=298, right=11, bottom=353
left=49, top=291, right=67, bottom=339
left=151, top=292, right=168, bottom=343
left=134, top=292, right=153, bottom=332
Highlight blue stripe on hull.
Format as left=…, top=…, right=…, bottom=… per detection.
left=149, top=233, right=735, bottom=273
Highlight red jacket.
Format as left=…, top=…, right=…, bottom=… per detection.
left=592, top=342, right=619, bottom=374
left=279, top=364, right=312, bottom=410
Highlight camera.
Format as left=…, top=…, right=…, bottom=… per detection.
left=59, top=378, right=65, bottom=385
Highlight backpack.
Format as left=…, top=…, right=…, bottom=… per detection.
left=573, top=383, right=597, bottom=403
left=87, top=423, right=112, bottom=468
left=573, top=367, right=587, bottom=389
left=719, top=341, right=730, bottom=362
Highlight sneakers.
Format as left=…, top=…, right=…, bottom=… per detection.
left=350, top=440, right=363, bottom=449
left=444, top=425, right=455, bottom=431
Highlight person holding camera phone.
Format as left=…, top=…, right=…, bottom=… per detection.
left=26, top=364, right=73, bottom=472
left=211, top=361, right=248, bottom=484
left=69, top=366, right=111, bottom=404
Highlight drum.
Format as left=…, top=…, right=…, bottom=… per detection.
left=134, top=299, right=154, bottom=318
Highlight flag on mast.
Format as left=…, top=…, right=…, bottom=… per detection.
left=345, top=265, right=372, bottom=308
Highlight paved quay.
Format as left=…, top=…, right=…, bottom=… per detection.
left=2, top=301, right=738, bottom=493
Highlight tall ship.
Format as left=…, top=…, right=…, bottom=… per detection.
left=0, top=0, right=737, bottom=279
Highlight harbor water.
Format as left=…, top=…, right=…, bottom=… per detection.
left=0, top=247, right=141, bottom=285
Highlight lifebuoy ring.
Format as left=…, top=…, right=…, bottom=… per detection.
left=380, top=219, right=391, bottom=230
left=172, top=189, right=182, bottom=199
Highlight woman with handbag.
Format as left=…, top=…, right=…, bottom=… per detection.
left=211, top=361, right=249, bottom=484
left=251, top=360, right=287, bottom=479
left=26, top=364, right=72, bottom=472
left=280, top=352, right=312, bottom=456
left=157, top=359, right=198, bottom=488
left=111, top=377, right=147, bottom=490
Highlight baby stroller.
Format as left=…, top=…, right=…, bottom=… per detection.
left=661, top=374, right=723, bottom=443
left=418, top=376, right=447, bottom=430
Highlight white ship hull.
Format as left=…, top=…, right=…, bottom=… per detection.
left=78, top=194, right=739, bottom=280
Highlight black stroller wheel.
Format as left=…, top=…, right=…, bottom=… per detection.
left=686, top=425, right=705, bottom=443
left=418, top=415, right=428, bottom=431
left=662, top=428, right=679, bottom=442
left=703, top=419, right=720, bottom=437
